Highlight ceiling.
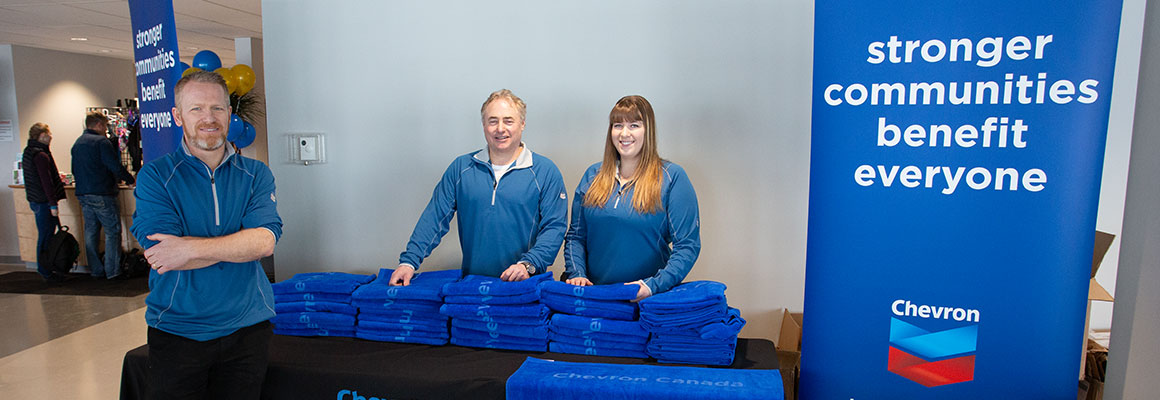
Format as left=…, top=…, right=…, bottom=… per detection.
left=0, top=0, right=261, bottom=66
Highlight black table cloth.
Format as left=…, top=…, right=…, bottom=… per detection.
left=121, top=334, right=778, bottom=400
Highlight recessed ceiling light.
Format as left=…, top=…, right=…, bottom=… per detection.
left=99, top=49, right=112, bottom=53
left=70, top=37, right=88, bottom=41
left=188, top=46, right=199, bottom=50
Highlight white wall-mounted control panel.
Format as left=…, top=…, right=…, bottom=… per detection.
left=288, top=133, right=326, bottom=165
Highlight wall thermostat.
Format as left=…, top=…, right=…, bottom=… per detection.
left=288, top=133, right=326, bottom=165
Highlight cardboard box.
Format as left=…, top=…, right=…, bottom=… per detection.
left=1080, top=231, right=1115, bottom=380
left=777, top=309, right=803, bottom=400
left=778, top=309, right=803, bottom=351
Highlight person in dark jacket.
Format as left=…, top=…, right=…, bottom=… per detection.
left=22, top=122, right=67, bottom=282
left=72, top=111, right=135, bottom=280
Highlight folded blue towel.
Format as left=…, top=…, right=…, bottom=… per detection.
left=450, top=336, right=547, bottom=352
left=541, top=294, right=637, bottom=321
left=541, top=292, right=638, bottom=313
left=451, top=313, right=548, bottom=326
left=272, top=272, right=375, bottom=295
left=443, top=291, right=541, bottom=305
left=548, top=334, right=648, bottom=351
left=357, top=310, right=443, bottom=322
left=275, top=292, right=353, bottom=304
left=549, top=342, right=649, bottom=359
left=647, top=337, right=737, bottom=366
left=271, top=312, right=356, bottom=328
left=274, top=327, right=356, bottom=338
left=356, top=321, right=449, bottom=336
left=699, top=308, right=745, bottom=339
left=549, top=314, right=647, bottom=338
left=450, top=319, right=549, bottom=339
left=356, top=330, right=448, bottom=346
left=275, top=301, right=358, bottom=316
left=352, top=268, right=460, bottom=301
left=506, top=357, right=784, bottom=400
left=358, top=316, right=449, bottom=332
left=645, top=307, right=746, bottom=340
left=640, top=304, right=727, bottom=331
left=451, top=326, right=550, bottom=342
left=647, top=352, right=735, bottom=366
left=441, top=272, right=553, bottom=297
left=638, top=281, right=727, bottom=311
left=549, top=327, right=649, bottom=345
left=440, top=303, right=550, bottom=319
left=354, top=298, right=443, bottom=314
left=539, top=281, right=640, bottom=301
left=648, top=338, right=736, bottom=351
left=356, top=307, right=445, bottom=321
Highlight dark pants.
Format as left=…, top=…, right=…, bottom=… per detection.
left=28, top=201, right=60, bottom=279
left=147, top=321, right=272, bottom=400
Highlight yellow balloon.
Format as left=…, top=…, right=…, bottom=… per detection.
left=182, top=67, right=201, bottom=78
left=215, top=67, right=238, bottom=94
left=231, top=64, right=256, bottom=95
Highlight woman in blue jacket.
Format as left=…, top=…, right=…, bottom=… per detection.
left=563, top=95, right=701, bottom=300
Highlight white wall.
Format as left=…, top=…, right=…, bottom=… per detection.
left=1091, top=0, right=1148, bottom=332
left=1106, top=0, right=1160, bottom=395
left=0, top=45, right=20, bottom=258
left=0, top=45, right=136, bottom=259
left=262, top=0, right=1144, bottom=340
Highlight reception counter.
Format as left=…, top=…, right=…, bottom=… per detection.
left=8, top=185, right=139, bottom=268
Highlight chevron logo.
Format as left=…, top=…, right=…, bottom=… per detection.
left=887, top=317, right=978, bottom=387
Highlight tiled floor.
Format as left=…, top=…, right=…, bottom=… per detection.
left=0, top=264, right=148, bottom=399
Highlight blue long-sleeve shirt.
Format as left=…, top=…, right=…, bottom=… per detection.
left=131, top=142, right=282, bottom=341
left=563, top=161, right=701, bottom=295
left=399, top=145, right=568, bottom=277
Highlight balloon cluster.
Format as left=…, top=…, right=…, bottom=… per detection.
left=181, top=50, right=257, bottom=96
left=177, top=50, right=258, bottom=149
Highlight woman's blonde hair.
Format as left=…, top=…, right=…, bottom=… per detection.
left=583, top=95, right=663, bottom=213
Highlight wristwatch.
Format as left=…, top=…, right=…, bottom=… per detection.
left=518, top=261, right=536, bottom=275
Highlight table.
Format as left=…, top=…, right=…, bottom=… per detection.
left=120, top=334, right=779, bottom=400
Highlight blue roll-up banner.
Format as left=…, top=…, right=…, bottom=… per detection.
left=803, top=1, right=1123, bottom=399
left=128, top=0, right=181, bottom=163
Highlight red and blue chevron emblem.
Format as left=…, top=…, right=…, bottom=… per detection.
left=887, top=318, right=977, bottom=387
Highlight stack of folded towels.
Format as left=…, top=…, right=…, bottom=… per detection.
left=271, top=272, right=375, bottom=337
left=351, top=268, right=460, bottom=345
left=548, top=313, right=650, bottom=358
left=539, top=280, right=639, bottom=321
left=440, top=272, right=553, bottom=352
left=639, top=281, right=747, bottom=365
left=539, top=281, right=648, bottom=358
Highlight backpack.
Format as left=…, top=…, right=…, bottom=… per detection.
left=41, top=224, right=79, bottom=275
left=120, top=248, right=150, bottom=278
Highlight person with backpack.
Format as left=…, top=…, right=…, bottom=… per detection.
left=72, top=111, right=135, bottom=280
left=22, top=122, right=68, bottom=283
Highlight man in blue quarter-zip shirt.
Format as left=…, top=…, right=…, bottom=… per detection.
left=131, top=70, right=282, bottom=400
left=390, top=89, right=568, bottom=286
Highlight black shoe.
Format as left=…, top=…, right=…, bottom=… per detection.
left=109, top=273, right=132, bottom=281
left=44, top=273, right=67, bottom=284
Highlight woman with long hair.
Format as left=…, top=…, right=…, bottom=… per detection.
left=562, top=95, right=701, bottom=300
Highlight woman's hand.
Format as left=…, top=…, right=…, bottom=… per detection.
left=566, top=277, right=593, bottom=286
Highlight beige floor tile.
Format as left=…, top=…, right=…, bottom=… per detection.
left=0, top=307, right=146, bottom=399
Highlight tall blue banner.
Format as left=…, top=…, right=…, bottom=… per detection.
left=128, top=0, right=181, bottom=163
left=804, top=1, right=1123, bottom=399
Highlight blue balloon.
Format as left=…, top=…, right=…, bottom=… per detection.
left=228, top=115, right=244, bottom=142
left=234, top=121, right=256, bottom=149
left=191, top=50, right=222, bottom=71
